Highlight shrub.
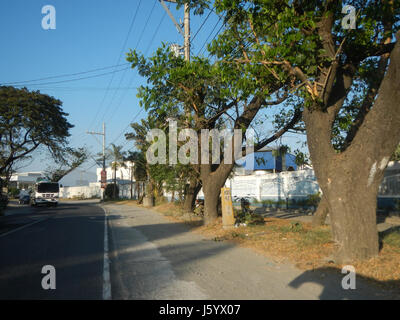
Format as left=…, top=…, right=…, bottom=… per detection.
left=104, top=183, right=119, bottom=200
left=306, top=192, right=321, bottom=210
left=0, top=193, right=8, bottom=215
left=382, top=230, right=400, bottom=248
left=8, top=187, right=20, bottom=198
left=279, top=221, right=304, bottom=233
left=235, top=210, right=264, bottom=225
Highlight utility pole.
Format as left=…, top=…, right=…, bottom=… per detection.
left=184, top=2, right=190, bottom=61
left=160, top=0, right=190, bottom=61
left=87, top=122, right=106, bottom=199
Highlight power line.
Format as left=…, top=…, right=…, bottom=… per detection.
left=111, top=107, right=144, bottom=148
left=101, top=1, right=162, bottom=146
left=9, top=67, right=130, bottom=87
left=93, top=0, right=157, bottom=133
left=191, top=8, right=213, bottom=43
left=26, top=86, right=138, bottom=91
left=0, top=62, right=130, bottom=86
left=196, top=16, right=222, bottom=56
left=88, top=0, right=144, bottom=132
left=205, top=22, right=226, bottom=57
left=144, top=7, right=168, bottom=55
left=97, top=0, right=145, bottom=126
left=106, top=3, right=168, bottom=127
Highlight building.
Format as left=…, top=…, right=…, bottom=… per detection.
left=96, top=161, right=135, bottom=184
left=95, top=161, right=137, bottom=199
left=235, top=148, right=297, bottom=175
left=7, top=172, right=44, bottom=190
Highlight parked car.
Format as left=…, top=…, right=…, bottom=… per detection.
left=19, top=194, right=30, bottom=204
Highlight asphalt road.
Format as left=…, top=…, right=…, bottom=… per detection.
left=1, top=200, right=399, bottom=300
left=0, top=200, right=105, bottom=299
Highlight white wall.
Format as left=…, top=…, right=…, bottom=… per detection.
left=96, top=161, right=135, bottom=182
left=60, top=182, right=137, bottom=199
left=196, top=169, right=320, bottom=202
left=60, top=183, right=101, bottom=199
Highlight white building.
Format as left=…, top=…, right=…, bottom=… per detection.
left=8, top=172, right=44, bottom=190
left=96, top=161, right=135, bottom=183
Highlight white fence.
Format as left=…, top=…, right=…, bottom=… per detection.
left=60, top=184, right=101, bottom=199
left=195, top=169, right=320, bottom=202
left=227, top=169, right=320, bottom=201
left=60, top=182, right=136, bottom=199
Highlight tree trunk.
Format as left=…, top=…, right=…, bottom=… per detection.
left=203, top=183, right=221, bottom=225
left=312, top=194, right=329, bottom=227
left=113, top=166, right=117, bottom=199
left=201, top=163, right=234, bottom=225
left=183, top=178, right=201, bottom=212
left=303, top=34, right=400, bottom=262
left=305, top=109, right=382, bottom=262
left=323, top=168, right=380, bottom=262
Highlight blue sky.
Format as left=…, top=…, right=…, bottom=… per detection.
left=0, top=0, right=306, bottom=185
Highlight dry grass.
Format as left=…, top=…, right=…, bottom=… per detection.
left=109, top=199, right=139, bottom=206
left=118, top=201, right=400, bottom=287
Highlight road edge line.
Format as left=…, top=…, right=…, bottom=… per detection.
left=101, top=205, right=112, bottom=300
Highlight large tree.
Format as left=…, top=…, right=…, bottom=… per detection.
left=205, top=0, right=400, bottom=262
left=126, top=114, right=195, bottom=206
left=0, top=86, right=73, bottom=175
left=127, top=44, right=301, bottom=224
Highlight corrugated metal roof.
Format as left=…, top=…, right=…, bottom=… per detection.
left=239, top=151, right=297, bottom=171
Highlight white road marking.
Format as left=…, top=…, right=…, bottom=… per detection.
left=0, top=218, right=48, bottom=238
left=102, top=207, right=112, bottom=300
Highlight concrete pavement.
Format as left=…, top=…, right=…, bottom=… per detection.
left=104, top=203, right=400, bottom=300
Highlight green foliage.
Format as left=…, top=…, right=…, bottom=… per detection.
left=107, top=144, right=126, bottom=172
left=280, top=221, right=304, bottom=233
left=271, top=145, right=289, bottom=158
left=306, top=192, right=321, bottom=209
left=299, top=228, right=332, bottom=247
left=0, top=86, right=73, bottom=174
left=125, top=151, right=147, bottom=182
left=104, top=183, right=119, bottom=200
left=391, top=144, right=400, bottom=161
left=46, top=147, right=88, bottom=182
left=8, top=187, right=20, bottom=198
left=382, top=230, right=400, bottom=249
left=294, top=150, right=309, bottom=167
left=205, top=0, right=400, bottom=152
left=235, top=210, right=264, bottom=225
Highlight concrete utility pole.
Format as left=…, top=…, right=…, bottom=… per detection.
left=184, top=2, right=190, bottom=61
left=160, top=0, right=190, bottom=61
left=87, top=122, right=106, bottom=199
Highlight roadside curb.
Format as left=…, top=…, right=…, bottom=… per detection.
left=99, top=204, right=130, bottom=300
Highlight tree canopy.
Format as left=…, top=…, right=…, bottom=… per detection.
left=0, top=86, right=73, bottom=175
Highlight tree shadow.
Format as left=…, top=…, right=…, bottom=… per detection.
left=288, top=266, right=400, bottom=300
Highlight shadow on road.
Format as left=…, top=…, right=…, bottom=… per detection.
left=289, top=266, right=400, bottom=300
